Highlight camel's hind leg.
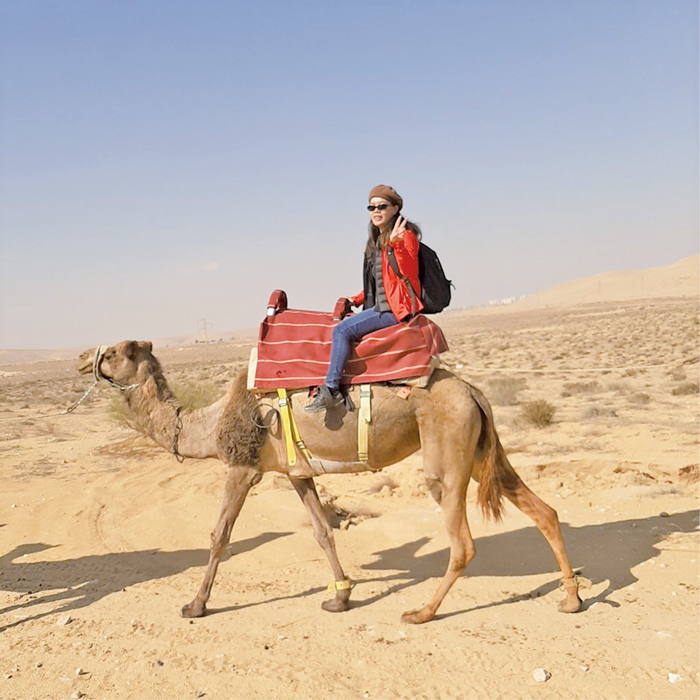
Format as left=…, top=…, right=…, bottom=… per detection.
left=502, top=460, right=582, bottom=613
left=290, top=477, right=352, bottom=613
left=402, top=471, right=475, bottom=625
left=401, top=406, right=480, bottom=626
left=181, top=467, right=261, bottom=618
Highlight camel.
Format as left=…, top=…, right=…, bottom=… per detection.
left=76, top=340, right=586, bottom=623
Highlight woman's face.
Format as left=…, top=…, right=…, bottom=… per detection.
left=368, top=197, right=399, bottom=231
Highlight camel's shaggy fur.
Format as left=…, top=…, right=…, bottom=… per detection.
left=215, top=371, right=267, bottom=467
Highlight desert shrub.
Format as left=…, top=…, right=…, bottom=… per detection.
left=671, top=382, right=699, bottom=396
left=583, top=405, right=618, bottom=418
left=520, top=399, right=556, bottom=427
left=628, top=392, right=651, bottom=405
left=108, top=396, right=145, bottom=433
left=488, top=376, right=527, bottom=406
left=561, top=381, right=601, bottom=397
left=108, top=379, right=219, bottom=429
left=668, top=367, right=687, bottom=382
left=169, top=380, right=219, bottom=409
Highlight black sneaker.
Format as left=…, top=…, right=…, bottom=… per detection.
left=305, top=385, right=343, bottom=413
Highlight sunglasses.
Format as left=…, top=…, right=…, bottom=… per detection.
left=367, top=204, right=391, bottom=212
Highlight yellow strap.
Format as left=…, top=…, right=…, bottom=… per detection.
left=277, top=389, right=297, bottom=467
left=358, top=385, right=372, bottom=462
left=326, top=579, right=353, bottom=594
left=277, top=389, right=313, bottom=467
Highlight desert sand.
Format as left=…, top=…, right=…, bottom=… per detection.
left=0, top=258, right=698, bottom=700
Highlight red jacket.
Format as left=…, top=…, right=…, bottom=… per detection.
left=350, top=229, right=423, bottom=321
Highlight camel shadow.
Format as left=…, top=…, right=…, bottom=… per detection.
left=0, top=531, right=292, bottom=631
left=353, top=509, right=699, bottom=616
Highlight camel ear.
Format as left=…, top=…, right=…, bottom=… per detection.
left=124, top=341, right=138, bottom=359
left=140, top=341, right=153, bottom=355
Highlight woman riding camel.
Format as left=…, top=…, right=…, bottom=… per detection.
left=306, top=184, right=423, bottom=413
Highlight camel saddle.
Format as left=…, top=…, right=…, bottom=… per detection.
left=249, top=290, right=449, bottom=392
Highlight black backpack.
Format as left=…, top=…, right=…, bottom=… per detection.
left=387, top=242, right=453, bottom=314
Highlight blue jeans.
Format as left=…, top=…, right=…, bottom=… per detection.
left=325, top=308, right=399, bottom=390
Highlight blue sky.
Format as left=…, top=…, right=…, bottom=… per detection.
left=1, top=1, right=697, bottom=349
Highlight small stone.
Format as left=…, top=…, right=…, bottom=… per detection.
left=156, top=660, right=164, bottom=667
left=56, top=614, right=73, bottom=626
left=195, top=693, right=205, bottom=698
left=533, top=668, right=551, bottom=683
left=35, top=663, right=42, bottom=668
left=71, top=692, right=85, bottom=699
left=660, top=511, right=670, bottom=517
left=4, top=674, right=12, bottom=680
left=76, top=667, right=88, bottom=676
left=668, top=673, right=683, bottom=684
left=579, top=665, right=589, bottom=672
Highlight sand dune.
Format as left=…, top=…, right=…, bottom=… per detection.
left=513, top=255, right=699, bottom=310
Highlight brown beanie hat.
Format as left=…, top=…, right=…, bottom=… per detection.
left=369, top=184, right=403, bottom=210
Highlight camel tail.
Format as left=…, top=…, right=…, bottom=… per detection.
left=468, top=385, right=516, bottom=522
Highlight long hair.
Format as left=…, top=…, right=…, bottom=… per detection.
left=364, top=212, right=422, bottom=259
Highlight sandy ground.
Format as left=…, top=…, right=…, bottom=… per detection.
left=0, top=295, right=698, bottom=700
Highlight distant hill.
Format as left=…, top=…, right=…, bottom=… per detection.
left=2, top=256, right=697, bottom=364
left=512, top=255, right=698, bottom=310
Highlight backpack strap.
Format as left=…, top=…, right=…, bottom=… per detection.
left=386, top=246, right=418, bottom=314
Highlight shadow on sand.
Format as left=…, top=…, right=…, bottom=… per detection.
left=0, top=532, right=292, bottom=631
left=1, top=510, right=697, bottom=627
left=353, top=509, right=698, bottom=616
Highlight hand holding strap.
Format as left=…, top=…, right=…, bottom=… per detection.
left=333, top=297, right=353, bottom=321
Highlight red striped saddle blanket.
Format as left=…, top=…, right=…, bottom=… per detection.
left=251, top=291, right=449, bottom=391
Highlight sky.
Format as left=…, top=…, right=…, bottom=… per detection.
left=0, top=0, right=697, bottom=349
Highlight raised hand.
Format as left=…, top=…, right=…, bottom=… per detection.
left=389, top=215, right=407, bottom=243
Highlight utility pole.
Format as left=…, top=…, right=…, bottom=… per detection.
left=197, top=318, right=213, bottom=342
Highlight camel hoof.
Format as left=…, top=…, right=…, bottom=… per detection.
left=558, top=595, right=582, bottom=613
left=321, top=597, right=349, bottom=613
left=401, top=608, right=434, bottom=625
left=180, top=601, right=207, bottom=618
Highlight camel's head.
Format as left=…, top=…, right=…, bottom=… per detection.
left=76, top=341, right=154, bottom=387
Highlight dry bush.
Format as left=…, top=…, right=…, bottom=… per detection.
left=108, top=396, right=145, bottom=432
left=487, top=376, right=527, bottom=406
left=109, top=379, right=219, bottom=429
left=628, top=392, right=651, bottom=405
left=583, top=405, right=618, bottom=418
left=561, top=381, right=602, bottom=397
left=520, top=399, right=556, bottom=427
left=668, top=367, right=687, bottom=382
left=169, top=380, right=220, bottom=409
left=671, top=382, right=699, bottom=396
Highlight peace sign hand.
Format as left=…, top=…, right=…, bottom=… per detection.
left=389, top=216, right=407, bottom=244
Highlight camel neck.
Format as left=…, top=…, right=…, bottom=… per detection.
left=125, top=381, right=225, bottom=460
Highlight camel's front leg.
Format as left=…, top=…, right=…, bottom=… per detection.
left=181, top=467, right=261, bottom=618
left=289, top=477, right=352, bottom=613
